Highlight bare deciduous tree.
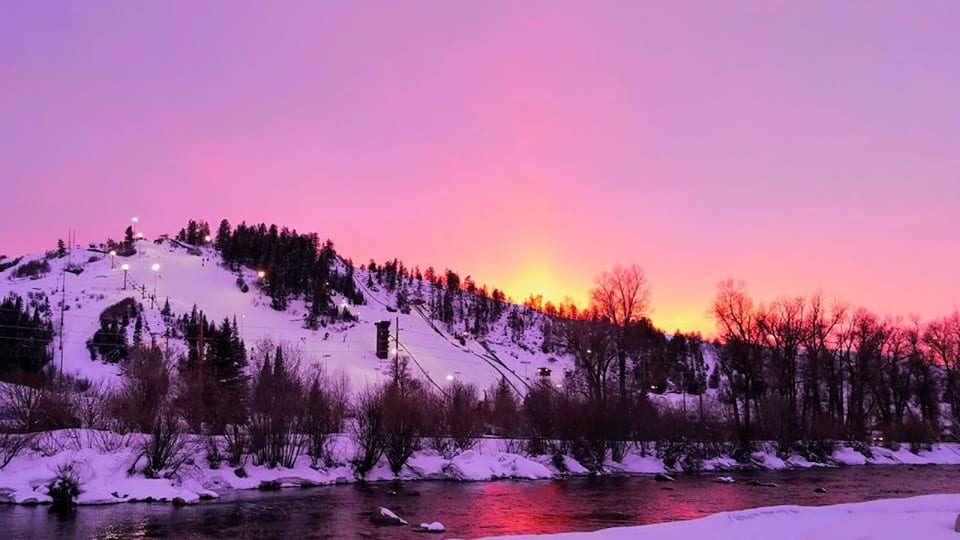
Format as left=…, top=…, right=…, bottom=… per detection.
left=590, top=264, right=651, bottom=400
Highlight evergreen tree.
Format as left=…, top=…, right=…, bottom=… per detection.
left=133, top=314, right=143, bottom=346
left=708, top=364, right=720, bottom=389
left=0, top=294, right=54, bottom=376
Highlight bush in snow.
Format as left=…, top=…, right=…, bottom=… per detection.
left=885, top=413, right=936, bottom=454
left=204, top=434, right=223, bottom=469
left=110, top=346, right=172, bottom=434
left=139, top=412, right=193, bottom=479
left=382, top=361, right=428, bottom=475
left=447, top=381, right=483, bottom=452
left=0, top=432, right=34, bottom=469
left=248, top=346, right=306, bottom=469
left=303, top=371, right=348, bottom=468
left=521, top=381, right=562, bottom=457
left=1, top=377, right=78, bottom=433
left=350, top=385, right=386, bottom=478
left=49, top=461, right=82, bottom=508
left=223, top=424, right=248, bottom=468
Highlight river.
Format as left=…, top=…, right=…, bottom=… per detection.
left=1, top=466, right=958, bottom=539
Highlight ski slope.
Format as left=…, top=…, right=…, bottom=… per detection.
left=0, top=239, right=572, bottom=393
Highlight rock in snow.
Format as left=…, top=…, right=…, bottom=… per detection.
left=371, top=506, right=408, bottom=526
left=715, top=476, right=735, bottom=484
left=416, top=521, right=446, bottom=533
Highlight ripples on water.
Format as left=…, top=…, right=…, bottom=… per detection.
left=2, top=466, right=958, bottom=539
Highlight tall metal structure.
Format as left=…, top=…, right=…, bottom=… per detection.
left=375, top=320, right=391, bottom=359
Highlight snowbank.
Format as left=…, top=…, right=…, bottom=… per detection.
left=468, top=494, right=960, bottom=539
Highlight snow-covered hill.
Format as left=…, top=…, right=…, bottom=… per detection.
left=0, top=239, right=572, bottom=394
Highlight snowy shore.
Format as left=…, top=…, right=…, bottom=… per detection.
left=468, top=494, right=960, bottom=539
left=3, top=430, right=960, bottom=506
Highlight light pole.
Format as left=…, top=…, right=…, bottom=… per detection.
left=109, top=250, right=117, bottom=268
left=151, top=263, right=160, bottom=309
left=121, top=263, right=130, bottom=290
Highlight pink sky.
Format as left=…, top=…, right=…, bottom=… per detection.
left=1, top=1, right=958, bottom=334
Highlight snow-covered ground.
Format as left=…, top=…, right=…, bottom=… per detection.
left=469, top=494, right=960, bottom=539
left=4, top=429, right=960, bottom=506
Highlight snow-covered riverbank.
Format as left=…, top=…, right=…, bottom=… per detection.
left=469, top=494, right=960, bottom=539
left=3, top=429, right=960, bottom=506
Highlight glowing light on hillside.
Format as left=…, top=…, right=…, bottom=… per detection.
left=120, top=263, right=130, bottom=271
left=135, top=232, right=144, bottom=239
left=131, top=217, right=139, bottom=223
left=445, top=374, right=454, bottom=381
left=151, top=263, right=160, bottom=272
left=256, top=270, right=266, bottom=279
left=204, top=235, right=212, bottom=243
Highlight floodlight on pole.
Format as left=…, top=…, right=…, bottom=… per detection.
left=108, top=250, right=117, bottom=268
left=120, top=263, right=130, bottom=290
left=204, top=235, right=212, bottom=243
left=257, top=270, right=266, bottom=279
left=131, top=217, right=139, bottom=223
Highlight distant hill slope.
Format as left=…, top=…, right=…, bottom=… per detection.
left=0, top=239, right=574, bottom=394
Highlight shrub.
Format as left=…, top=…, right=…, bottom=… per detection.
left=224, top=424, right=248, bottom=468
left=0, top=432, right=34, bottom=469
left=49, top=462, right=82, bottom=508
left=110, top=346, right=171, bottom=433
left=303, top=372, right=348, bottom=468
left=1, top=380, right=78, bottom=432
left=350, top=386, right=385, bottom=478
left=12, top=259, right=50, bottom=279
left=446, top=381, right=483, bottom=452
left=248, top=347, right=306, bottom=468
left=381, top=363, right=427, bottom=475
left=204, top=434, right=223, bottom=469
left=139, top=412, right=193, bottom=478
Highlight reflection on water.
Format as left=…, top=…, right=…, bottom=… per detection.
left=1, top=466, right=958, bottom=539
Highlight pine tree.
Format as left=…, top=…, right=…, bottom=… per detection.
left=708, top=364, right=720, bottom=389
left=216, top=219, right=232, bottom=254
left=56, top=239, right=66, bottom=257
left=133, top=314, right=143, bottom=346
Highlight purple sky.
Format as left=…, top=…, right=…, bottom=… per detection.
left=1, top=1, right=958, bottom=332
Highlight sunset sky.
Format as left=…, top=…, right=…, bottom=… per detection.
left=2, top=1, right=958, bottom=334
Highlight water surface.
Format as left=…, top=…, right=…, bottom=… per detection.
left=2, top=466, right=958, bottom=539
